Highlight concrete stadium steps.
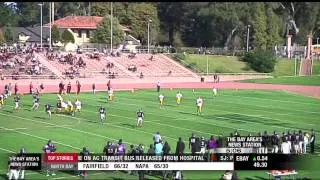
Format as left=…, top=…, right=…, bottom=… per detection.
left=80, top=56, right=133, bottom=78
left=112, top=54, right=199, bottom=78
left=36, top=53, right=65, bottom=78
left=299, top=59, right=312, bottom=76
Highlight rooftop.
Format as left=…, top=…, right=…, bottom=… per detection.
left=44, top=16, right=130, bottom=31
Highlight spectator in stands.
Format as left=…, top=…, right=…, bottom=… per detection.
left=140, top=72, right=144, bottom=79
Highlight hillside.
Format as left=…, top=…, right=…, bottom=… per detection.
left=170, top=54, right=320, bottom=77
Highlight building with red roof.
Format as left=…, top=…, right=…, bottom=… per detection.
left=44, top=16, right=134, bottom=47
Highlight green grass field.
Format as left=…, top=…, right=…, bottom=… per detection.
left=0, top=89, right=320, bottom=179
left=173, top=54, right=320, bottom=77
left=240, top=75, right=320, bottom=86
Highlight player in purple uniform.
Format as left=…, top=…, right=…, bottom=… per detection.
left=43, top=140, right=56, bottom=176
left=116, top=139, right=126, bottom=155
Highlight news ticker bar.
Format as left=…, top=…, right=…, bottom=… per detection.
left=8, top=153, right=310, bottom=171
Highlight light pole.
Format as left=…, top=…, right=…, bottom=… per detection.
left=317, top=37, right=319, bottom=45
left=148, top=19, right=152, bottom=53
left=49, top=2, right=52, bottom=50
left=110, top=2, right=113, bottom=51
left=246, top=25, right=250, bottom=52
left=38, top=3, right=43, bottom=50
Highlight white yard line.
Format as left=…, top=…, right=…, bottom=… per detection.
left=0, top=147, right=15, bottom=153
left=0, top=124, right=82, bottom=151
left=0, top=112, right=136, bottom=146
left=52, top=172, right=103, bottom=180
left=0, top=125, right=74, bottom=131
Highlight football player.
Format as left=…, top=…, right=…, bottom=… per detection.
left=108, top=88, right=114, bottom=101
left=176, top=91, right=183, bottom=105
left=75, top=99, right=82, bottom=113
left=13, top=95, right=21, bottom=110
left=196, top=97, right=203, bottom=115
left=159, top=94, right=164, bottom=108
left=31, top=94, right=40, bottom=111
left=136, top=109, right=144, bottom=127
left=45, top=104, right=53, bottom=119
left=99, top=106, right=106, bottom=125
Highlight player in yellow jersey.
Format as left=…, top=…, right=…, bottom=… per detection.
left=0, top=94, right=4, bottom=109
left=176, top=91, right=183, bottom=105
left=67, top=101, right=74, bottom=115
left=159, top=94, right=164, bottom=108
left=196, top=96, right=203, bottom=115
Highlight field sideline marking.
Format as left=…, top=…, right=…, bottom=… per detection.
left=0, top=125, right=74, bottom=131
left=3, top=97, right=318, bottom=137
left=52, top=172, right=103, bottom=180
left=38, top=94, right=316, bottom=132
left=111, top=92, right=320, bottom=118
left=120, top=90, right=320, bottom=114
left=56, top=114, right=181, bottom=140
left=0, top=147, right=15, bottom=153
left=0, top=112, right=138, bottom=146
left=3, top=102, right=220, bottom=137
left=13, top=95, right=318, bottom=136
left=32, top=92, right=318, bottom=129
left=67, top=96, right=316, bottom=133
left=81, top=92, right=318, bottom=126
left=0, top=125, right=82, bottom=151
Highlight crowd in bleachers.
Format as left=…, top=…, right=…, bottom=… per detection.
left=0, top=44, right=49, bottom=80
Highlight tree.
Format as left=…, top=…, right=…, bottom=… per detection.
left=16, top=2, right=40, bottom=26
left=265, top=3, right=283, bottom=50
left=127, top=3, right=160, bottom=45
left=91, top=14, right=124, bottom=45
left=0, top=3, right=19, bottom=26
left=251, top=3, right=267, bottom=50
left=0, top=29, right=5, bottom=45
left=4, top=23, right=14, bottom=43
left=242, top=50, right=277, bottom=73
left=51, top=25, right=60, bottom=43
left=91, top=2, right=132, bottom=25
left=61, top=30, right=75, bottom=44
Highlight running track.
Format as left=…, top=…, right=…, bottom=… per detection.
left=1, top=80, right=320, bottom=99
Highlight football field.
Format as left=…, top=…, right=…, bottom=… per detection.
left=0, top=89, right=319, bottom=179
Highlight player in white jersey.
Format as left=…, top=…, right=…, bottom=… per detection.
left=212, top=86, right=218, bottom=97
left=159, top=94, right=164, bottom=108
left=196, top=97, right=203, bottom=115
left=108, top=88, right=114, bottom=101
left=75, top=99, right=82, bottom=112
left=281, top=137, right=291, bottom=154
left=176, top=91, right=183, bottom=105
